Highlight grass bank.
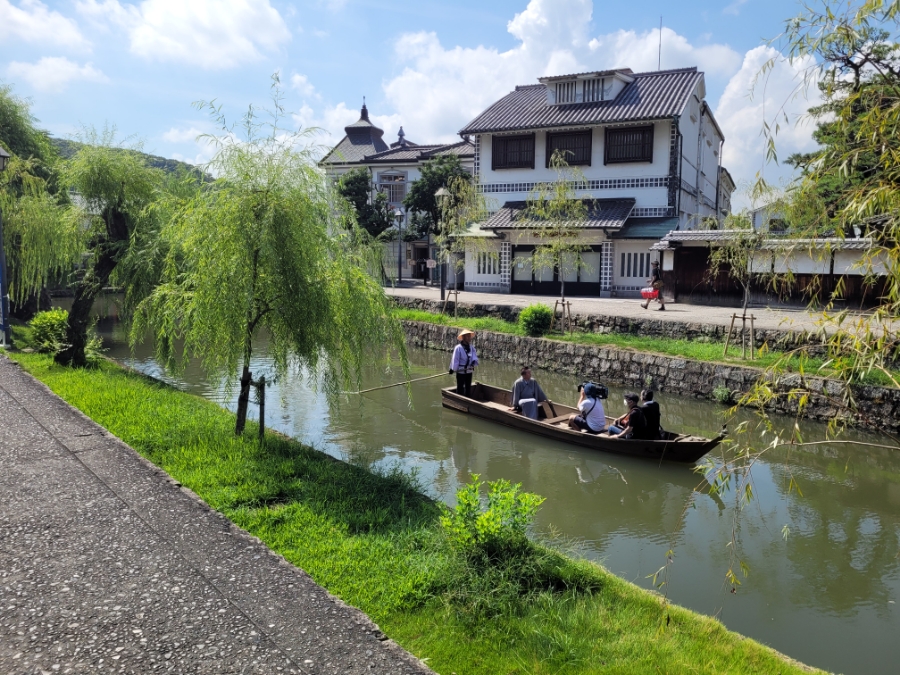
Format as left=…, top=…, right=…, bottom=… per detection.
left=395, top=308, right=897, bottom=387
left=8, top=350, right=819, bottom=675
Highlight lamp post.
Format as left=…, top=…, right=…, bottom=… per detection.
left=0, top=144, right=11, bottom=349
left=394, top=207, right=404, bottom=282
left=434, top=187, right=451, bottom=301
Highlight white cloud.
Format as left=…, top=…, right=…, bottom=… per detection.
left=0, top=0, right=91, bottom=51
left=161, top=126, right=206, bottom=144
left=373, top=0, right=742, bottom=144
left=723, top=0, right=749, bottom=15
left=291, top=73, right=319, bottom=99
left=293, top=102, right=402, bottom=147
left=7, top=57, right=109, bottom=92
left=715, top=46, right=820, bottom=206
left=76, top=0, right=290, bottom=69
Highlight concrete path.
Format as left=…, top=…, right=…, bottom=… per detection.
left=387, top=282, right=835, bottom=333
left=0, top=356, right=434, bottom=675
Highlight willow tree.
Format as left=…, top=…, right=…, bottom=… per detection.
left=133, top=82, right=407, bottom=435
left=55, top=131, right=163, bottom=367
left=524, top=150, right=590, bottom=303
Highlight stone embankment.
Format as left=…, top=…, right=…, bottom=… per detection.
left=402, top=320, right=900, bottom=432
left=393, top=296, right=825, bottom=352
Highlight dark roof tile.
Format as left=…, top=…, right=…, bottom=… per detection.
left=484, top=198, right=635, bottom=230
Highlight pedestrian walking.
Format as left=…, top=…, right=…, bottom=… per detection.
left=641, top=260, right=666, bottom=311
left=449, top=329, right=479, bottom=397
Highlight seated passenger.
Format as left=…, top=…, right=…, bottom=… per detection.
left=510, top=366, right=549, bottom=419
left=607, top=393, right=648, bottom=439
left=640, top=389, right=663, bottom=439
left=568, top=383, right=606, bottom=433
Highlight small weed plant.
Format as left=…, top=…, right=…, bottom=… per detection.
left=712, top=385, right=734, bottom=404
left=29, top=309, right=69, bottom=354
left=519, top=304, right=554, bottom=337
left=436, top=475, right=599, bottom=619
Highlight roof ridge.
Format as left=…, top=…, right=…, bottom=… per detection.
left=632, top=66, right=699, bottom=77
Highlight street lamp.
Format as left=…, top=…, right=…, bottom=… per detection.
left=394, top=207, right=404, bottom=283
left=0, top=144, right=11, bottom=349
left=434, top=187, right=451, bottom=301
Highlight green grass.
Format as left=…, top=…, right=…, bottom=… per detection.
left=395, top=308, right=898, bottom=387
left=7, top=347, right=820, bottom=674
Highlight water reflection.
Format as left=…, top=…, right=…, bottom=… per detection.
left=74, top=297, right=900, bottom=675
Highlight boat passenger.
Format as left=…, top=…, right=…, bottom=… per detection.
left=608, top=393, right=649, bottom=439
left=509, top=366, right=549, bottom=419
left=640, top=389, right=663, bottom=439
left=567, top=383, right=606, bottom=433
left=449, top=329, right=479, bottom=397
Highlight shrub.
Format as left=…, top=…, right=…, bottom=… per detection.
left=519, top=303, right=554, bottom=337
left=29, top=309, right=69, bottom=354
left=712, top=385, right=734, bottom=404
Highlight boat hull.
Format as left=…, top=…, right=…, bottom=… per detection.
left=441, top=383, right=723, bottom=464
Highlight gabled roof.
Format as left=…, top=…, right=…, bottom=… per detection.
left=483, top=198, right=635, bottom=230
left=459, top=67, right=703, bottom=135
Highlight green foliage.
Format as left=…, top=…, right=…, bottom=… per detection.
left=403, top=154, right=470, bottom=238
left=12, top=352, right=822, bottom=675
left=519, top=303, right=554, bottom=337
left=51, top=138, right=209, bottom=181
left=0, top=83, right=57, bottom=178
left=28, top=309, right=69, bottom=353
left=336, top=167, right=394, bottom=238
left=132, top=77, right=407, bottom=432
left=712, top=385, right=735, bottom=405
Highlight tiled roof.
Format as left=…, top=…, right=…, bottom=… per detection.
left=650, top=229, right=877, bottom=251
left=321, top=134, right=389, bottom=164
left=325, top=139, right=476, bottom=166
left=483, top=198, right=635, bottom=230
left=365, top=145, right=443, bottom=162
left=611, top=217, right=679, bottom=239
left=423, top=140, right=475, bottom=158
left=459, top=68, right=702, bottom=135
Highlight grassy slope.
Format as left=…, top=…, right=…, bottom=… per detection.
left=9, top=352, right=819, bottom=675
left=396, top=308, right=896, bottom=387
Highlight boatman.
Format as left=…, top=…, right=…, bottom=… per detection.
left=449, top=329, right=479, bottom=397
left=509, top=366, right=549, bottom=419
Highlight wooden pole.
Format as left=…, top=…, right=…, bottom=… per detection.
left=344, top=371, right=448, bottom=395
left=257, top=375, right=266, bottom=441
left=740, top=314, right=747, bottom=359
left=749, top=315, right=756, bottom=360
left=723, top=313, right=736, bottom=357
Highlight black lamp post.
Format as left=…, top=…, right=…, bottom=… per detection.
left=394, top=207, right=404, bottom=282
left=434, top=187, right=450, bottom=301
left=0, top=144, right=11, bottom=349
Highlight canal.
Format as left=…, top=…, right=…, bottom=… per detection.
left=86, top=304, right=899, bottom=675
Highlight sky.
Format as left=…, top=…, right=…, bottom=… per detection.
left=0, top=0, right=822, bottom=208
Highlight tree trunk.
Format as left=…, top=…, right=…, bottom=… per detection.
left=235, top=365, right=252, bottom=435
left=11, top=288, right=52, bottom=321
left=56, top=208, right=128, bottom=367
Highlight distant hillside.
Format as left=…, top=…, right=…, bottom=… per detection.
left=51, top=138, right=209, bottom=179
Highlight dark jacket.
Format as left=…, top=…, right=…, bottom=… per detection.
left=641, top=401, right=661, bottom=437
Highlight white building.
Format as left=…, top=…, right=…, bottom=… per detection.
left=457, top=66, right=733, bottom=296
left=320, top=103, right=474, bottom=281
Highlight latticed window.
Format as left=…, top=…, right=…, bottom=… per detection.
left=546, top=131, right=592, bottom=167
left=605, top=126, right=654, bottom=164
left=476, top=252, right=499, bottom=275
left=492, top=134, right=535, bottom=170
left=620, top=251, right=650, bottom=279
left=555, top=81, right=578, bottom=103
left=378, top=173, right=406, bottom=203
left=582, top=78, right=606, bottom=102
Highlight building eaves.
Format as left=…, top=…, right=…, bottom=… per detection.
left=484, top=198, right=635, bottom=230
left=459, top=68, right=703, bottom=135
left=611, top=217, right=680, bottom=239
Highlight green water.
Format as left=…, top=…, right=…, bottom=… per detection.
left=85, top=301, right=900, bottom=675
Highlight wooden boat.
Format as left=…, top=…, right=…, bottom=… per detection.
left=441, top=383, right=725, bottom=464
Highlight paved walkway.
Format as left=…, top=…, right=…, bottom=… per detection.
left=0, top=356, right=433, bottom=675
left=387, top=282, right=833, bottom=333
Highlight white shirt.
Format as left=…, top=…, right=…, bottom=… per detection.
left=578, top=397, right=606, bottom=431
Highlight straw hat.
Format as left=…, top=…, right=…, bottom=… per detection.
left=651, top=259, right=660, bottom=266
left=457, top=329, right=476, bottom=340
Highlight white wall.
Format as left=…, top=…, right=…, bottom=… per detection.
left=612, top=241, right=656, bottom=289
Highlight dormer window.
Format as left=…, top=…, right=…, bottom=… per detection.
left=554, top=78, right=607, bottom=104
left=555, top=81, right=578, bottom=104
left=582, top=78, right=606, bottom=102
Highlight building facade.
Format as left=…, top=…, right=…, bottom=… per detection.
left=457, top=66, right=733, bottom=296
left=320, top=103, right=475, bottom=281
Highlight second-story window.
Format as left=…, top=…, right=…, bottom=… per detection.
left=546, top=130, right=592, bottom=167
left=378, top=172, right=406, bottom=203
left=604, top=126, right=654, bottom=164
left=492, top=134, right=535, bottom=170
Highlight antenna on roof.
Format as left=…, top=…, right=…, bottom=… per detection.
left=658, top=17, right=662, bottom=70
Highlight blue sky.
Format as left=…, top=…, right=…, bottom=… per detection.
left=0, top=0, right=821, bottom=206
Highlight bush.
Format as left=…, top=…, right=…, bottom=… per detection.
left=712, top=385, right=734, bottom=404
left=435, top=475, right=600, bottom=619
left=29, top=309, right=69, bottom=354
left=519, top=304, right=554, bottom=337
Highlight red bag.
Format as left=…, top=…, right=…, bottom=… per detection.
left=641, top=287, right=659, bottom=299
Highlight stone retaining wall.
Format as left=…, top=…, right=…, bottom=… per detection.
left=402, top=320, right=900, bottom=432
left=393, top=296, right=824, bottom=353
